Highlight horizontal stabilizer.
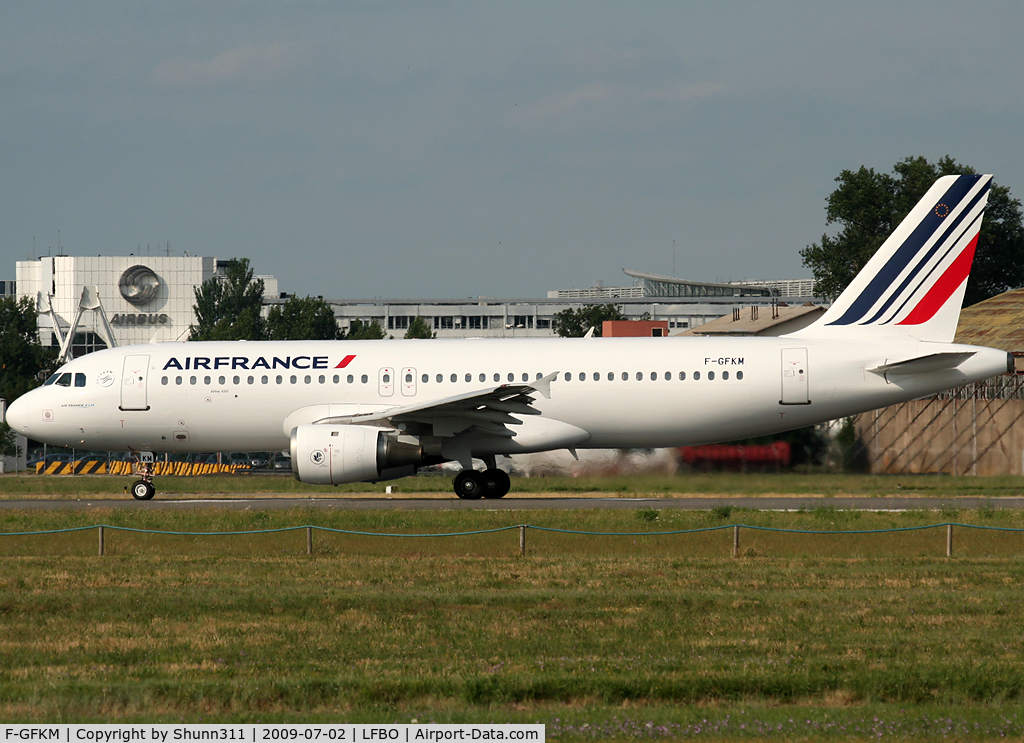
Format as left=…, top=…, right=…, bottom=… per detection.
left=868, top=351, right=976, bottom=376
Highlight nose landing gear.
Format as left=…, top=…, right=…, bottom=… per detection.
left=129, top=459, right=157, bottom=500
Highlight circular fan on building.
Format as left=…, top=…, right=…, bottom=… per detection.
left=119, top=265, right=161, bottom=305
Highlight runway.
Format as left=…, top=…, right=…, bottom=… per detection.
left=3, top=494, right=1024, bottom=511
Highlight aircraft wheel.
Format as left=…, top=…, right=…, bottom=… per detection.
left=453, top=470, right=484, bottom=499
left=482, top=468, right=511, bottom=499
left=131, top=480, right=156, bottom=501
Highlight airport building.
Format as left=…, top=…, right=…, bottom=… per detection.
left=326, top=269, right=818, bottom=339
left=9, top=254, right=817, bottom=352
left=13, top=255, right=278, bottom=358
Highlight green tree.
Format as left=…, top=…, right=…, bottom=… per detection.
left=189, top=258, right=267, bottom=341
left=267, top=296, right=341, bottom=340
left=801, top=156, right=1024, bottom=305
left=403, top=316, right=435, bottom=339
left=346, top=318, right=387, bottom=340
left=552, top=304, right=625, bottom=337
left=0, top=296, right=56, bottom=457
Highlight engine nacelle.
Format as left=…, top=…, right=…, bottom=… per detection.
left=290, top=424, right=424, bottom=485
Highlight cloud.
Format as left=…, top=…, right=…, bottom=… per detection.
left=150, top=43, right=293, bottom=89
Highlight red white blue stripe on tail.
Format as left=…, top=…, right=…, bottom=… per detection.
left=794, top=174, right=992, bottom=343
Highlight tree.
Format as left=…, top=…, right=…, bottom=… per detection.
left=801, top=156, right=1024, bottom=305
left=0, top=295, right=56, bottom=458
left=189, top=258, right=267, bottom=340
left=346, top=318, right=387, bottom=340
left=404, top=316, right=435, bottom=339
left=552, top=304, right=625, bottom=337
left=267, top=296, right=341, bottom=340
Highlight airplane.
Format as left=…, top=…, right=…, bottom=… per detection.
left=4, top=174, right=1012, bottom=500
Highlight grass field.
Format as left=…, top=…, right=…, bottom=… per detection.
left=4, top=475, right=1024, bottom=737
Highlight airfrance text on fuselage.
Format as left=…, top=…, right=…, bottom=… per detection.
left=163, top=356, right=331, bottom=371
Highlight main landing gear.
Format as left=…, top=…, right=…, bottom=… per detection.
left=130, top=460, right=157, bottom=501
left=453, top=467, right=511, bottom=499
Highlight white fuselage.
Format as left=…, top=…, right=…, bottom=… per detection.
left=6, top=336, right=1010, bottom=455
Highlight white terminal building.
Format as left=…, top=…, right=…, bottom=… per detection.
left=10, top=254, right=818, bottom=356
left=14, top=255, right=277, bottom=358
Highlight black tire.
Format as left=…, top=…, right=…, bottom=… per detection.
left=482, top=468, right=511, bottom=499
left=131, top=480, right=156, bottom=501
left=453, top=470, right=484, bottom=499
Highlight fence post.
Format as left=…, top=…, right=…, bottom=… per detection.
left=306, top=527, right=313, bottom=556
left=732, top=525, right=740, bottom=558
left=98, top=525, right=105, bottom=557
left=519, top=525, right=526, bottom=556
left=946, top=523, right=953, bottom=558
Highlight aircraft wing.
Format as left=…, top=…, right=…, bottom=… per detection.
left=314, top=372, right=558, bottom=438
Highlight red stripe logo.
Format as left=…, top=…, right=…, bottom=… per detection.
left=335, top=354, right=357, bottom=369
left=897, top=234, right=978, bottom=326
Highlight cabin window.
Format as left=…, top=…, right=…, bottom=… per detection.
left=333, top=375, right=340, bottom=384
left=636, top=372, right=643, bottom=381
left=233, top=376, right=240, bottom=385
left=347, top=375, right=354, bottom=383
left=564, top=372, right=571, bottom=382
left=276, top=375, right=283, bottom=384
left=708, top=371, right=715, bottom=381
left=693, top=371, right=701, bottom=380
left=176, top=376, right=183, bottom=385
left=649, top=372, right=657, bottom=381
left=450, top=374, right=457, bottom=383
left=621, top=372, right=628, bottom=381
left=736, top=371, right=744, bottom=380
left=663, top=371, right=671, bottom=381
left=248, top=376, right=255, bottom=385
left=304, top=375, right=312, bottom=384
left=479, top=373, right=486, bottom=383
left=161, top=377, right=168, bottom=386
left=421, top=374, right=428, bottom=383
left=723, top=371, right=729, bottom=380
left=219, top=376, right=227, bottom=385
left=465, top=373, right=471, bottom=383
left=205, top=376, right=213, bottom=385
left=522, top=373, right=529, bottom=382
left=319, top=375, right=325, bottom=384
left=261, top=376, right=268, bottom=384
left=191, top=376, right=198, bottom=385
left=579, top=372, right=586, bottom=382
left=361, top=375, right=368, bottom=383
left=679, top=371, right=686, bottom=381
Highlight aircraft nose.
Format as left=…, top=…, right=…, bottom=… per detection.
left=4, top=395, right=32, bottom=436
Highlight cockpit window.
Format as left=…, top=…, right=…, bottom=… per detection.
left=43, top=373, right=61, bottom=386
left=75, top=373, right=86, bottom=387
left=55, top=373, right=72, bottom=387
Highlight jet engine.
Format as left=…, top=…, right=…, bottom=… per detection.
left=290, top=424, right=426, bottom=485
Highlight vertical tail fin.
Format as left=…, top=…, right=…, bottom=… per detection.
left=793, top=174, right=992, bottom=342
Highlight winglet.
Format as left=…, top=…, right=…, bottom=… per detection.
left=530, top=371, right=559, bottom=399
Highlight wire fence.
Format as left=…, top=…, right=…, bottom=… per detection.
left=3, top=522, right=1024, bottom=558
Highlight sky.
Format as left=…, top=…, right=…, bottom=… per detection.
left=3, top=1, right=1023, bottom=299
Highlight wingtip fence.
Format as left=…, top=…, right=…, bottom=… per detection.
left=0, top=522, right=1020, bottom=557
